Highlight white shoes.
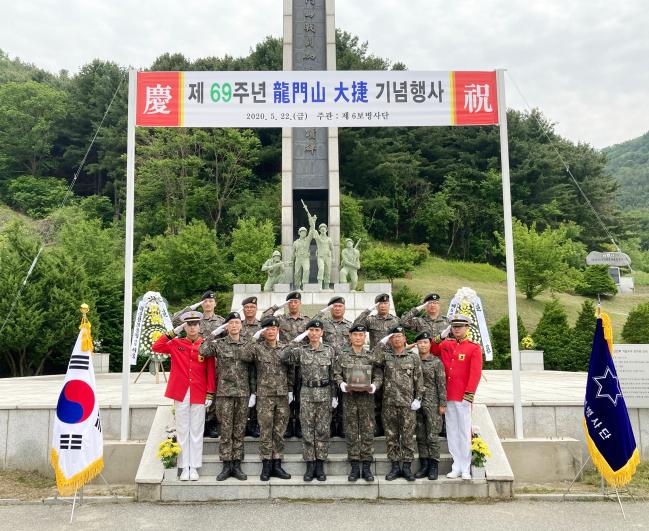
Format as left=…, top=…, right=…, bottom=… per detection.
left=179, top=468, right=190, bottom=481
left=446, top=470, right=461, bottom=479
left=461, top=472, right=472, bottom=480
left=189, top=467, right=199, bottom=481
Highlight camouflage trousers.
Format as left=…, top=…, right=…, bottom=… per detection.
left=416, top=403, right=443, bottom=460
left=300, top=399, right=332, bottom=461
left=257, top=395, right=290, bottom=460
left=343, top=392, right=375, bottom=461
left=215, top=396, right=248, bottom=461
left=382, top=405, right=417, bottom=462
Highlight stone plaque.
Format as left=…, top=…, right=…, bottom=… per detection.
left=613, top=344, right=649, bottom=408
left=586, top=251, right=632, bottom=267
left=348, top=365, right=372, bottom=392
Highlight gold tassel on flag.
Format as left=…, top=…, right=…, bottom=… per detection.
left=80, top=303, right=94, bottom=353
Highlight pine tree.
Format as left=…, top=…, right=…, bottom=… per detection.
left=487, top=314, right=528, bottom=370
left=532, top=298, right=571, bottom=371
left=565, top=299, right=597, bottom=371
left=622, top=302, right=649, bottom=343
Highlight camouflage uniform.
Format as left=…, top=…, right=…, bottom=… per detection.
left=199, top=335, right=250, bottom=461
left=416, top=356, right=447, bottom=460
left=281, top=342, right=336, bottom=461
left=241, top=318, right=262, bottom=436
left=400, top=309, right=450, bottom=337
left=375, top=345, right=424, bottom=462
left=333, top=346, right=383, bottom=461
left=245, top=338, right=292, bottom=460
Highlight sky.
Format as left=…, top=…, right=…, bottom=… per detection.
left=1, top=0, right=647, bottom=149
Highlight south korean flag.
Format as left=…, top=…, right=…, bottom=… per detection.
left=50, top=320, right=104, bottom=495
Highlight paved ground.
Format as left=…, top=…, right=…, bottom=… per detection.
left=0, top=369, right=586, bottom=409
left=0, top=499, right=647, bottom=530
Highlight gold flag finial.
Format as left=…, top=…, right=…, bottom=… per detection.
left=79, top=303, right=93, bottom=353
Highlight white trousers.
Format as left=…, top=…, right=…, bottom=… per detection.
left=175, top=390, right=206, bottom=469
left=446, top=400, right=472, bottom=474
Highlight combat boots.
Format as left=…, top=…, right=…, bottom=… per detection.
left=361, top=461, right=374, bottom=482
left=260, top=459, right=272, bottom=481
left=385, top=461, right=401, bottom=481
left=294, top=418, right=303, bottom=438
left=401, top=462, right=415, bottom=481
left=231, top=460, right=247, bottom=481
left=348, top=461, right=360, bottom=482
left=303, top=461, right=316, bottom=482
left=428, top=459, right=439, bottom=480
left=414, top=457, right=430, bottom=479
left=271, top=459, right=291, bottom=479
left=315, top=459, right=326, bottom=481
left=216, top=461, right=231, bottom=481
left=284, top=419, right=294, bottom=438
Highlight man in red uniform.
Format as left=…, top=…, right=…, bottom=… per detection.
left=431, top=314, right=482, bottom=480
left=153, top=311, right=216, bottom=481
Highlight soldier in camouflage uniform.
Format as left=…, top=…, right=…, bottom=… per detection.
left=374, top=325, right=424, bottom=481
left=313, top=296, right=351, bottom=438
left=281, top=319, right=336, bottom=482
left=353, top=293, right=399, bottom=436
left=333, top=324, right=383, bottom=482
left=173, top=290, right=225, bottom=438
left=240, top=296, right=262, bottom=438
left=400, top=293, right=450, bottom=337
left=199, top=312, right=251, bottom=481
left=411, top=331, right=447, bottom=481
left=262, top=291, right=310, bottom=438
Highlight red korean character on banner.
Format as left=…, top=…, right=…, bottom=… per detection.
left=453, top=71, right=499, bottom=126
left=136, top=72, right=182, bottom=127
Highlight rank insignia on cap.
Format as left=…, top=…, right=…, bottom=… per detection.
left=306, top=319, right=323, bottom=329
left=388, top=325, right=405, bottom=335
left=375, top=293, right=390, bottom=303
left=349, top=324, right=367, bottom=333
left=242, top=296, right=257, bottom=306
left=202, top=290, right=216, bottom=300
left=286, top=291, right=302, bottom=301
left=224, top=312, right=241, bottom=323
left=328, top=296, right=345, bottom=305
left=261, top=317, right=280, bottom=328
left=423, top=293, right=440, bottom=303
left=415, top=331, right=432, bottom=341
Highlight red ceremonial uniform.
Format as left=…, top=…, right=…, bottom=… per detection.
left=431, top=337, right=482, bottom=401
left=152, top=334, right=216, bottom=404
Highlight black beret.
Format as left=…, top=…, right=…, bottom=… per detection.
left=261, top=317, right=280, bottom=328
left=415, top=331, right=432, bottom=342
left=388, top=325, right=405, bottom=335
left=286, top=291, right=302, bottom=301
left=242, top=296, right=258, bottom=306
left=423, top=293, right=441, bottom=303
left=306, top=319, right=324, bottom=329
left=349, top=324, right=367, bottom=333
left=202, top=290, right=216, bottom=300
left=328, top=296, right=345, bottom=305
left=375, top=293, right=390, bottom=303
left=224, top=311, right=241, bottom=323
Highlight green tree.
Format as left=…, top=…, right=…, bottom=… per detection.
left=5, top=175, right=70, bottom=218
left=532, top=298, right=571, bottom=371
left=564, top=299, right=597, bottom=372
left=621, top=302, right=649, bottom=343
left=229, top=217, right=276, bottom=285
left=340, top=193, right=368, bottom=244
left=574, top=265, right=617, bottom=297
left=487, top=314, right=528, bottom=370
left=362, top=243, right=416, bottom=283
left=393, top=285, right=422, bottom=319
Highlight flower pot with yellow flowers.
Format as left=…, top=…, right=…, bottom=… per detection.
left=470, top=433, right=492, bottom=479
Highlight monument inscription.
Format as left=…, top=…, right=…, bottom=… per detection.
left=613, top=344, right=649, bottom=408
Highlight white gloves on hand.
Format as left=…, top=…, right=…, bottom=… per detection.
left=440, top=325, right=451, bottom=339
left=211, top=323, right=228, bottom=336
left=253, top=327, right=268, bottom=340
left=248, top=394, right=256, bottom=408
left=331, top=397, right=338, bottom=409
left=340, top=382, right=348, bottom=393
left=322, top=304, right=334, bottom=313
left=278, top=300, right=290, bottom=309
left=369, top=384, right=377, bottom=394
left=366, top=302, right=379, bottom=312
left=411, top=398, right=422, bottom=411
left=190, top=301, right=202, bottom=311
left=173, top=323, right=185, bottom=335
left=416, top=302, right=428, bottom=311
left=288, top=392, right=294, bottom=404
left=293, top=330, right=309, bottom=342
left=380, top=333, right=394, bottom=346
left=205, top=399, right=213, bottom=408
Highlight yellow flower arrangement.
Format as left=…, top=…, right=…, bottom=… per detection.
left=156, top=437, right=182, bottom=469
left=520, top=335, right=536, bottom=350
left=471, top=436, right=492, bottom=468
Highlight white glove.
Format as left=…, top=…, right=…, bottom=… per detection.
left=440, top=325, right=451, bottom=339
left=366, top=302, right=379, bottom=312
left=416, top=302, right=428, bottom=311
left=211, top=323, right=228, bottom=336
left=205, top=399, right=213, bottom=408
left=369, top=384, right=376, bottom=394
left=322, top=304, right=334, bottom=313
left=173, top=323, right=185, bottom=335
left=340, top=382, right=348, bottom=393
left=278, top=300, right=290, bottom=309
left=331, top=397, right=338, bottom=409
left=190, top=300, right=202, bottom=310
left=288, top=392, right=294, bottom=404
left=253, top=327, right=268, bottom=340
left=411, top=398, right=421, bottom=411
left=248, top=394, right=256, bottom=408
left=380, top=333, right=394, bottom=346
left=293, top=330, right=309, bottom=342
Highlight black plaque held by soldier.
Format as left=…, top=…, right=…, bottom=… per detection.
left=348, top=365, right=372, bottom=392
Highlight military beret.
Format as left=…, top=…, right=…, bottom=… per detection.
left=450, top=314, right=473, bottom=326
left=415, top=331, right=432, bottom=342
left=181, top=311, right=203, bottom=323
left=328, top=296, right=345, bottom=305
left=261, top=316, right=280, bottom=328
left=224, top=311, right=241, bottom=323
left=375, top=293, right=390, bottom=303
left=349, top=324, right=367, bottom=334
left=388, top=325, right=405, bottom=335
left=298, top=226, right=308, bottom=234
left=423, top=293, right=441, bottom=303
left=202, top=290, right=216, bottom=300
left=306, top=319, right=324, bottom=329
left=286, top=291, right=302, bottom=301
left=242, top=296, right=258, bottom=306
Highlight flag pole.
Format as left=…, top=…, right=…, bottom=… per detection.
left=497, top=69, right=524, bottom=439
left=121, top=69, right=137, bottom=441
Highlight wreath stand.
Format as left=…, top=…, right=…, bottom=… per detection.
left=134, top=356, right=168, bottom=384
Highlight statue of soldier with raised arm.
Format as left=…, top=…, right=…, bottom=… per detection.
left=293, top=204, right=315, bottom=290
left=304, top=200, right=333, bottom=290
